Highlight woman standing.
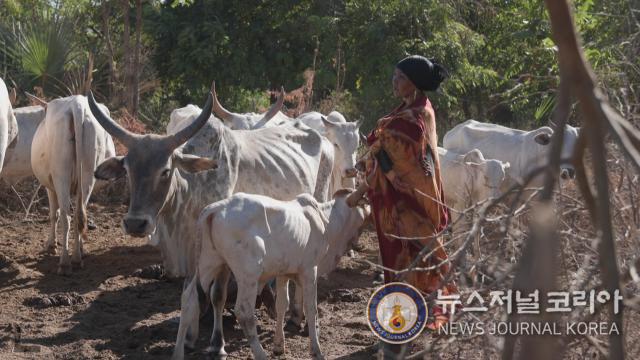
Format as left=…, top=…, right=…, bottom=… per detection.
left=349, top=55, right=458, bottom=331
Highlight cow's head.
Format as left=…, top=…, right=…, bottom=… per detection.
left=463, top=149, right=510, bottom=200
left=212, top=85, right=285, bottom=130
left=531, top=126, right=579, bottom=180
left=88, top=91, right=218, bottom=237
left=321, top=114, right=360, bottom=188
left=533, top=125, right=580, bottom=180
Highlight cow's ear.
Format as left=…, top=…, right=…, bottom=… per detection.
left=534, top=132, right=552, bottom=145
left=95, top=156, right=126, bottom=180
left=174, top=153, right=218, bottom=173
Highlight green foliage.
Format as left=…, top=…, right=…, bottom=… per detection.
left=1, top=14, right=75, bottom=95
left=0, top=0, right=637, bottom=133
left=0, top=0, right=97, bottom=97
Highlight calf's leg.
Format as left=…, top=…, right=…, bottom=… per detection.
left=208, top=266, right=231, bottom=356
left=287, top=279, right=305, bottom=330
left=274, top=277, right=289, bottom=355
left=235, top=279, right=267, bottom=360
left=301, top=268, right=324, bottom=360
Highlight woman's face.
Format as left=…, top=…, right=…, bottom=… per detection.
left=392, top=68, right=417, bottom=98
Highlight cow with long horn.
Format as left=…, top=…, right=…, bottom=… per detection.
left=210, top=83, right=290, bottom=130
left=88, top=83, right=334, bottom=280
left=89, top=90, right=218, bottom=237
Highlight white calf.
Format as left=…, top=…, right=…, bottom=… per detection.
left=438, top=147, right=511, bottom=213
left=173, top=190, right=369, bottom=360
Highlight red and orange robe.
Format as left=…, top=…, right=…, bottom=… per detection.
left=366, top=95, right=458, bottom=329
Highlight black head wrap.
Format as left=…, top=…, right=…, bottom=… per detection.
left=395, top=55, right=448, bottom=92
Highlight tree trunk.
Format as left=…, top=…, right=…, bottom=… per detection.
left=132, top=0, right=142, bottom=116
left=122, top=0, right=132, bottom=112
left=102, top=0, right=116, bottom=101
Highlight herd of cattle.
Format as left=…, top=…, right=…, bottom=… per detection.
left=0, top=77, right=579, bottom=359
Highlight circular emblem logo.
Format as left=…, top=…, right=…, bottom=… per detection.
left=367, top=282, right=427, bottom=343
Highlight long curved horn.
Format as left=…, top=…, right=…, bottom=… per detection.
left=211, top=82, right=233, bottom=121
left=261, top=86, right=285, bottom=122
left=25, top=91, right=48, bottom=108
left=169, top=91, right=213, bottom=149
left=88, top=91, right=136, bottom=148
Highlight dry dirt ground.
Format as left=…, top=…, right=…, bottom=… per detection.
left=0, top=191, right=451, bottom=359
left=1, top=183, right=639, bottom=359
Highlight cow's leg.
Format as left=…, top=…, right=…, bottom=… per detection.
left=301, top=268, right=324, bottom=360
left=72, top=173, right=95, bottom=268
left=71, top=192, right=87, bottom=268
left=287, top=279, right=305, bottom=330
left=235, top=279, right=267, bottom=360
left=43, top=189, right=59, bottom=254
left=273, top=276, right=289, bottom=355
left=208, top=266, right=230, bottom=357
left=173, top=273, right=201, bottom=360
left=55, top=185, right=72, bottom=275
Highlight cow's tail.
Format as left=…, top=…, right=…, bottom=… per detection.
left=70, top=97, right=88, bottom=237
left=297, top=194, right=330, bottom=233
left=197, top=202, right=223, bottom=251
left=195, top=200, right=227, bottom=269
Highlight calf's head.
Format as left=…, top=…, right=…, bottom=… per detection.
left=463, top=149, right=510, bottom=200
left=88, top=91, right=217, bottom=237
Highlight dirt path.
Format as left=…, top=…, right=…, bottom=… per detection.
left=2, top=193, right=635, bottom=359
left=0, top=202, right=399, bottom=359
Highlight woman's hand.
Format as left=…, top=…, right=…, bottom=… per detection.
left=346, top=187, right=366, bottom=207
left=346, top=172, right=376, bottom=207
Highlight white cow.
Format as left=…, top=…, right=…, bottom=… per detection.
left=167, top=102, right=289, bottom=135
left=89, top=90, right=334, bottom=278
left=190, top=87, right=360, bottom=195
left=172, top=190, right=369, bottom=360
left=297, top=111, right=360, bottom=193
left=31, top=95, right=116, bottom=275
left=438, top=147, right=511, bottom=213
left=443, top=119, right=579, bottom=190
left=210, top=87, right=291, bottom=130
left=0, top=78, right=18, bottom=177
left=1, top=105, right=45, bottom=184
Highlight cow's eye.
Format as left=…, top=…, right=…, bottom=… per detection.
left=161, top=169, right=172, bottom=178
